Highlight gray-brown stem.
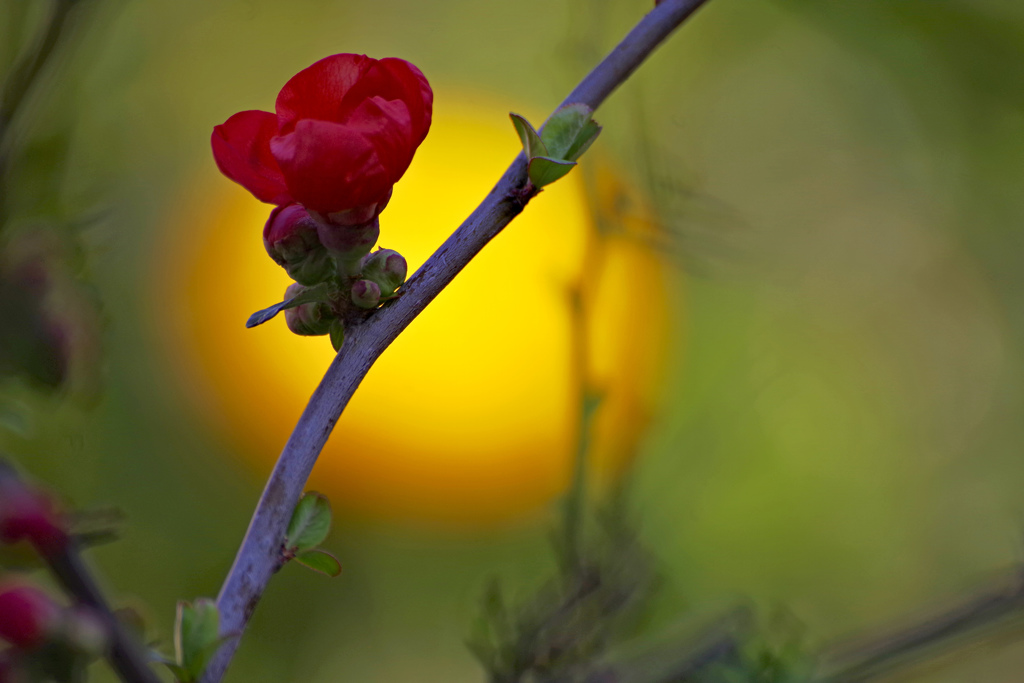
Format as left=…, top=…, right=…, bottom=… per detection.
left=201, top=1, right=711, bottom=681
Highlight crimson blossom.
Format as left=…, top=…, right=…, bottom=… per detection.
left=212, top=53, right=432, bottom=225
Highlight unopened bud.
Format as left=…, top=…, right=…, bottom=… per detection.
left=0, top=584, right=61, bottom=649
left=0, top=481, right=68, bottom=554
left=281, top=283, right=334, bottom=336
left=263, top=204, right=334, bottom=286
left=351, top=279, right=381, bottom=309
left=360, top=249, right=407, bottom=297
left=310, top=214, right=381, bottom=278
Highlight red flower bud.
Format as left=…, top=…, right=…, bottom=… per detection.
left=0, top=584, right=60, bottom=649
left=282, top=283, right=334, bottom=336
left=212, top=54, right=432, bottom=218
left=0, top=482, right=68, bottom=554
left=360, top=248, right=407, bottom=296
left=263, top=203, right=333, bottom=285
left=351, top=279, right=381, bottom=309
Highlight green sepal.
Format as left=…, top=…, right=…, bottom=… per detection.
left=246, top=282, right=330, bottom=328
left=329, top=319, right=345, bottom=352
left=294, top=549, right=342, bottom=577
left=510, top=113, right=547, bottom=159
left=528, top=156, right=577, bottom=188
left=285, top=492, right=332, bottom=554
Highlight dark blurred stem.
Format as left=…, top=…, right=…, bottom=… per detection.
left=0, top=462, right=161, bottom=683
left=642, top=608, right=752, bottom=683
left=46, top=545, right=164, bottom=683
left=201, top=1, right=712, bottom=681
left=561, top=336, right=594, bottom=574
left=561, top=223, right=605, bottom=574
left=816, top=570, right=1024, bottom=682
left=0, top=0, right=75, bottom=226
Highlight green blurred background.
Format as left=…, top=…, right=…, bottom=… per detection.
left=4, top=0, right=1024, bottom=680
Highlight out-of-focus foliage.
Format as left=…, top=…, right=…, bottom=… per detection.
left=0, top=0, right=108, bottom=420
left=468, top=492, right=658, bottom=683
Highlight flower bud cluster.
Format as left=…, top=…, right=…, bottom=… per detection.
left=213, top=53, right=429, bottom=347
left=261, top=204, right=410, bottom=348
left=0, top=580, right=109, bottom=679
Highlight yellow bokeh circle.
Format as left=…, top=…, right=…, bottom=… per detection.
left=158, top=93, right=675, bottom=528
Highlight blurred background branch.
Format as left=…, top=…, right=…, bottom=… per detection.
left=0, top=0, right=76, bottom=226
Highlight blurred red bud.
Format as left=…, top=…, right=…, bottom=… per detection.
left=0, top=583, right=61, bottom=649
left=0, top=481, right=69, bottom=554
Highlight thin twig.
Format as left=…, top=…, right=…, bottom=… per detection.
left=0, top=0, right=75, bottom=139
left=46, top=545, right=164, bottom=683
left=0, top=462, right=160, bottom=683
left=201, top=1, right=712, bottom=681
left=611, top=607, right=752, bottom=683
left=815, top=570, right=1024, bottom=682
left=0, top=0, right=77, bottom=226
left=560, top=221, right=605, bottom=573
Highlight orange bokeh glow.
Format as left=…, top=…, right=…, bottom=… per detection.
left=157, top=93, right=675, bottom=528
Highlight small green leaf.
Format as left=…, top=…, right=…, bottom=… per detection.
left=564, top=119, right=602, bottom=162
left=245, top=282, right=329, bottom=328
left=528, top=156, right=577, bottom=188
left=330, top=319, right=345, bottom=351
left=174, top=599, right=220, bottom=681
left=540, top=103, right=594, bottom=158
left=285, top=492, right=332, bottom=553
left=294, top=549, right=342, bottom=577
left=510, top=113, right=547, bottom=159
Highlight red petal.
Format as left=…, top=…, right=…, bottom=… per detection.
left=341, top=58, right=433, bottom=144
left=275, top=54, right=375, bottom=134
left=211, top=111, right=292, bottom=205
left=345, top=96, right=414, bottom=182
left=270, top=120, right=392, bottom=214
